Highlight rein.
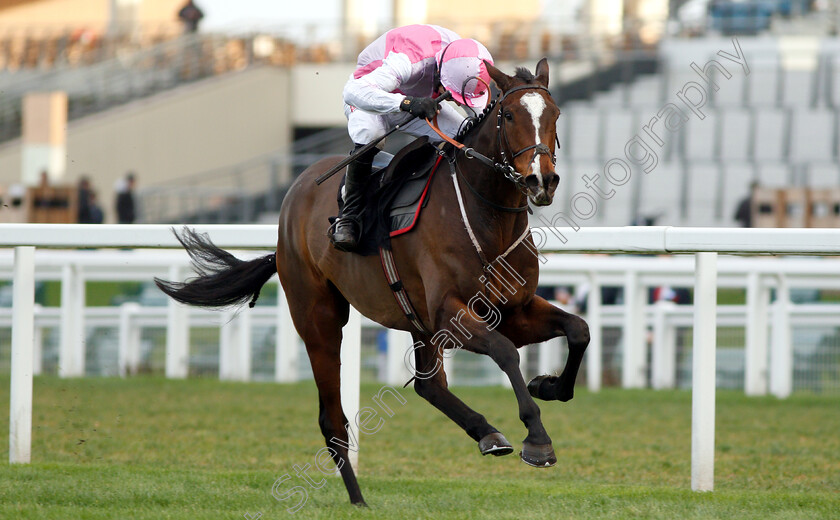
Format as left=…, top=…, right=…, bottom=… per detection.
left=427, top=98, right=527, bottom=194
left=382, top=82, right=557, bottom=334
left=455, top=166, right=529, bottom=214
left=427, top=83, right=559, bottom=195
left=426, top=83, right=560, bottom=269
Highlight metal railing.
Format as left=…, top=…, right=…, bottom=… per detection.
left=0, top=23, right=182, bottom=70
left=0, top=13, right=677, bottom=143
left=0, top=31, right=308, bottom=142
left=136, top=127, right=352, bottom=224
left=2, top=235, right=840, bottom=393
left=3, top=224, right=840, bottom=487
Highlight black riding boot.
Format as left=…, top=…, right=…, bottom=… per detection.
left=329, top=144, right=377, bottom=252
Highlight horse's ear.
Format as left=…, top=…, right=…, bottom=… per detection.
left=535, top=58, right=549, bottom=87
left=485, top=60, right=513, bottom=92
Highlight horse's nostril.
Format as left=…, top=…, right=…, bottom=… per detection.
left=547, top=173, right=560, bottom=191
left=525, top=175, right=540, bottom=190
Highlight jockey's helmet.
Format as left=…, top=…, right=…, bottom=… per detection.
left=437, top=39, right=494, bottom=108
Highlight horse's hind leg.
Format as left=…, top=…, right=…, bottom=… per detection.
left=284, top=278, right=365, bottom=506
left=411, top=333, right=514, bottom=456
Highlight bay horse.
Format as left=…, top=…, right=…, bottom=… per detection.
left=156, top=58, right=590, bottom=506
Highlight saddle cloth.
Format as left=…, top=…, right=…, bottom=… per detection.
left=333, top=137, right=442, bottom=256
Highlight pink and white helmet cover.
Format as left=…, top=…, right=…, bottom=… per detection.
left=438, top=39, right=494, bottom=108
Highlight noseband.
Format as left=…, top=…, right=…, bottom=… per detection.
left=496, top=84, right=559, bottom=179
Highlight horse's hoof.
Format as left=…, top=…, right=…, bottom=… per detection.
left=520, top=442, right=557, bottom=468
left=479, top=432, right=514, bottom=456
left=557, top=386, right=574, bottom=402
left=527, top=375, right=556, bottom=401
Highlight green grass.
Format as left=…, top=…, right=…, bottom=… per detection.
left=717, top=288, right=745, bottom=306
left=24, top=281, right=144, bottom=308
left=1, top=377, right=838, bottom=519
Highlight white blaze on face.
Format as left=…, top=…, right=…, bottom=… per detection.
left=520, top=92, right=547, bottom=186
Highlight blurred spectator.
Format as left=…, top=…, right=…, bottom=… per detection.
left=574, top=282, right=622, bottom=315
left=535, top=286, right=555, bottom=301
left=734, top=181, right=759, bottom=227
left=8, top=184, right=25, bottom=207
left=116, top=173, right=137, bottom=224
left=630, top=213, right=663, bottom=227
left=77, top=176, right=92, bottom=223
left=35, top=170, right=52, bottom=212
left=178, top=1, right=205, bottom=33
left=652, top=286, right=677, bottom=303
left=88, top=192, right=104, bottom=224
left=536, top=286, right=574, bottom=307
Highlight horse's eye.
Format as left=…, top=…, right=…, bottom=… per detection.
left=504, top=112, right=513, bottom=121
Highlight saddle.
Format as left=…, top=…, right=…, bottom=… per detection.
left=333, top=137, right=442, bottom=256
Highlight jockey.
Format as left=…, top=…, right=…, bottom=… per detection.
left=329, top=24, right=494, bottom=252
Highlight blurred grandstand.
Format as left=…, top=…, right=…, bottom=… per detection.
left=0, top=0, right=838, bottom=226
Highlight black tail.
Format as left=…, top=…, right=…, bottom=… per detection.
left=155, top=227, right=277, bottom=309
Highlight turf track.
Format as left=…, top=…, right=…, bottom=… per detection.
left=1, top=377, right=838, bottom=519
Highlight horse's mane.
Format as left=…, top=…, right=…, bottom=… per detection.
left=454, top=96, right=499, bottom=141
left=514, top=67, right=535, bottom=82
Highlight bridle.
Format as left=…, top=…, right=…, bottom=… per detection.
left=427, top=81, right=561, bottom=268
left=496, top=84, right=559, bottom=181
left=429, top=82, right=560, bottom=197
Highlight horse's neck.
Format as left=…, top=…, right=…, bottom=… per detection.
left=457, top=117, right=530, bottom=250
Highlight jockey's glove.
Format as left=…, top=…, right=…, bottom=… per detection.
left=400, top=96, right=438, bottom=120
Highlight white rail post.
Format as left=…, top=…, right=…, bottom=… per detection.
left=59, top=264, right=85, bottom=378
left=219, top=311, right=236, bottom=381
left=652, top=300, right=677, bottom=390
left=220, top=310, right=252, bottom=382
left=118, top=303, right=131, bottom=377
left=118, top=303, right=141, bottom=377
left=622, top=271, right=647, bottom=388
left=275, top=285, right=300, bottom=383
left=770, top=275, right=793, bottom=399
left=340, top=306, right=362, bottom=472
left=538, top=337, right=562, bottom=376
left=386, top=329, right=413, bottom=386
left=745, top=272, right=769, bottom=396
left=586, top=275, right=602, bottom=392
left=165, top=265, right=189, bottom=379
left=10, top=246, right=35, bottom=464
left=443, top=348, right=455, bottom=381
left=238, top=309, right=252, bottom=382
left=32, top=304, right=43, bottom=376
left=691, top=252, right=717, bottom=492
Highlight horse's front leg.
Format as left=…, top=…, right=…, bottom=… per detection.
left=410, top=333, right=514, bottom=457
left=436, top=298, right=556, bottom=467
left=498, top=295, right=590, bottom=403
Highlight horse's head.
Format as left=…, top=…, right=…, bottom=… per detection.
left=485, top=59, right=561, bottom=206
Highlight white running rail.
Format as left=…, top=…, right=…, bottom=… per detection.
left=4, top=224, right=840, bottom=492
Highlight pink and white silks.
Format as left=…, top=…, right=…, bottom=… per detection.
left=343, top=24, right=493, bottom=145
